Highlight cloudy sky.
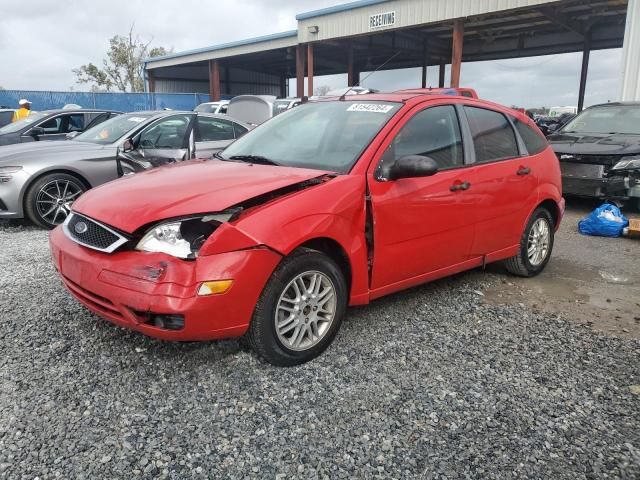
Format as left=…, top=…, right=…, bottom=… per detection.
left=0, top=0, right=623, bottom=108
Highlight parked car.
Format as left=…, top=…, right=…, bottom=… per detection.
left=0, top=111, right=251, bottom=228
left=227, top=95, right=277, bottom=125
left=0, top=109, right=120, bottom=146
left=548, top=102, right=640, bottom=210
left=194, top=100, right=229, bottom=115
left=0, top=109, right=16, bottom=128
left=536, top=112, right=576, bottom=136
left=272, top=97, right=302, bottom=116
left=49, top=93, right=563, bottom=365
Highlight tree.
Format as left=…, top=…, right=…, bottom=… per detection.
left=314, top=85, right=331, bottom=96
left=73, top=26, right=171, bottom=92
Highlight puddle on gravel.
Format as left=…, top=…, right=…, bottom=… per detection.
left=482, top=258, right=640, bottom=339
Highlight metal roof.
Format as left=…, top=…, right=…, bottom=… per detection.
left=295, top=0, right=390, bottom=20
left=145, top=30, right=297, bottom=67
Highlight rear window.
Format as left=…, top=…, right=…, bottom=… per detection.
left=513, top=118, right=547, bottom=155
left=464, top=106, right=519, bottom=163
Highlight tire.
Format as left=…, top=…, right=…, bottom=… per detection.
left=504, top=207, right=555, bottom=277
left=246, top=248, right=348, bottom=366
left=24, top=173, right=87, bottom=229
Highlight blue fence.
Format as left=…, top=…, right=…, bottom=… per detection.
left=0, top=90, right=217, bottom=112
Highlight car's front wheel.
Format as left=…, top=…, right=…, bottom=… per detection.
left=247, top=248, right=348, bottom=366
left=24, top=173, right=87, bottom=229
left=504, top=207, right=554, bottom=277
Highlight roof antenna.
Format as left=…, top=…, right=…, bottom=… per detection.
left=339, top=51, right=402, bottom=101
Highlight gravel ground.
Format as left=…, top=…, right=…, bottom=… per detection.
left=1, top=219, right=639, bottom=479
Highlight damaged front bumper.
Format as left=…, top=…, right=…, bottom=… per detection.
left=560, top=161, right=640, bottom=200
left=49, top=226, right=282, bottom=341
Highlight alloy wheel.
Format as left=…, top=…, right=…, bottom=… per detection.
left=35, top=179, right=83, bottom=226
left=275, top=271, right=337, bottom=352
left=527, top=217, right=550, bottom=266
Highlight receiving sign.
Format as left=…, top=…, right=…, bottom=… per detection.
left=369, top=11, right=396, bottom=30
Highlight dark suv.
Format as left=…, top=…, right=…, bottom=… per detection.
left=0, top=109, right=121, bottom=146
left=548, top=102, right=640, bottom=210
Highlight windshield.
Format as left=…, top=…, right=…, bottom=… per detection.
left=219, top=101, right=401, bottom=172
left=74, top=113, right=154, bottom=144
left=0, top=112, right=48, bottom=134
left=195, top=103, right=219, bottom=113
left=561, top=106, right=640, bottom=135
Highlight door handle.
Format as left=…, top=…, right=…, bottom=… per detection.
left=450, top=181, right=471, bottom=192
left=517, top=166, right=531, bottom=176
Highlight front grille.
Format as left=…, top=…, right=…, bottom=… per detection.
left=63, top=213, right=128, bottom=253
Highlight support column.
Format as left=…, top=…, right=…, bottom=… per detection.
left=439, top=59, right=446, bottom=88
left=450, top=19, right=464, bottom=88
left=279, top=73, right=287, bottom=98
left=421, top=37, right=430, bottom=88
left=208, top=60, right=221, bottom=101
left=578, top=34, right=591, bottom=112
left=307, top=43, right=314, bottom=96
left=347, top=42, right=355, bottom=86
left=621, top=0, right=640, bottom=101
left=296, top=44, right=305, bottom=97
left=147, top=70, right=155, bottom=93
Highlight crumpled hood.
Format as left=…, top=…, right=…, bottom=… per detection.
left=72, top=159, right=331, bottom=233
left=548, top=132, right=640, bottom=156
left=0, top=140, right=106, bottom=165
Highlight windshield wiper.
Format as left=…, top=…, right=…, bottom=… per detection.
left=229, top=155, right=280, bottom=166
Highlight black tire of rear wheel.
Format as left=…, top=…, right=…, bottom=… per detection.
left=504, top=207, right=555, bottom=277
left=24, top=173, right=86, bottom=230
left=246, top=247, right=348, bottom=367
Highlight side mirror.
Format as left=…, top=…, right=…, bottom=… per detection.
left=122, top=138, right=135, bottom=152
left=29, top=126, right=45, bottom=138
left=65, top=131, right=80, bottom=140
left=388, top=155, right=439, bottom=180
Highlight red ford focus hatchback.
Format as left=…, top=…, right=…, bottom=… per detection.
left=50, top=93, right=564, bottom=366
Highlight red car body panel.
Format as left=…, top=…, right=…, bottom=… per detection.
left=50, top=93, right=563, bottom=342
left=50, top=227, right=281, bottom=340
left=72, top=159, right=331, bottom=233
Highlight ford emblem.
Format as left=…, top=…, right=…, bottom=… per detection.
left=74, top=221, right=88, bottom=234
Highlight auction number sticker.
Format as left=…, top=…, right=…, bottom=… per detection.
left=347, top=103, right=394, bottom=113
left=128, top=117, right=147, bottom=122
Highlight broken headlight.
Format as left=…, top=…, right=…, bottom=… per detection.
left=135, top=210, right=239, bottom=259
left=611, top=156, right=640, bottom=171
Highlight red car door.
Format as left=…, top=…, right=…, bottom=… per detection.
left=367, top=103, right=480, bottom=296
left=460, top=106, right=538, bottom=257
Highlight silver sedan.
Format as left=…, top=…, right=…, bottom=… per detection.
left=0, top=110, right=251, bottom=228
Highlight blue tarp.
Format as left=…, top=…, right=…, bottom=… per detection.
left=0, top=90, right=225, bottom=112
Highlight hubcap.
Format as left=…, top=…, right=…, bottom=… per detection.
left=275, top=271, right=337, bottom=352
left=527, top=217, right=550, bottom=267
left=36, top=179, right=83, bottom=226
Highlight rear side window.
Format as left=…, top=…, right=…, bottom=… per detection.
left=196, top=117, right=235, bottom=142
left=464, top=106, right=519, bottom=163
left=513, top=118, right=547, bottom=155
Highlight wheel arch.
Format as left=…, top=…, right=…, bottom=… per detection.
left=294, top=237, right=353, bottom=294
left=21, top=168, right=92, bottom=215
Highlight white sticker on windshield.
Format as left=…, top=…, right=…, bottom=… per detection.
left=128, top=117, right=146, bottom=122
left=347, top=103, right=393, bottom=113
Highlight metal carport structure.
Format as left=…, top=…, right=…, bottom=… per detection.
left=144, top=0, right=638, bottom=108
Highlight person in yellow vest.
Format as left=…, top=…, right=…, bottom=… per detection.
left=12, top=99, right=32, bottom=122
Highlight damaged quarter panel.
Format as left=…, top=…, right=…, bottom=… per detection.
left=230, top=175, right=370, bottom=305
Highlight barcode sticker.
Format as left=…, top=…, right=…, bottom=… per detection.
left=347, top=104, right=394, bottom=113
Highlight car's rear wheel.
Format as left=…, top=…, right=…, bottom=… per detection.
left=246, top=248, right=347, bottom=366
left=504, top=207, right=554, bottom=277
left=24, top=173, right=86, bottom=229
